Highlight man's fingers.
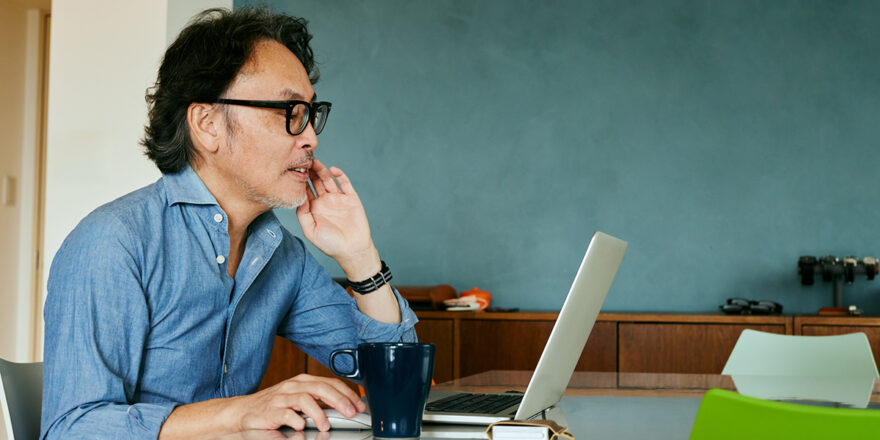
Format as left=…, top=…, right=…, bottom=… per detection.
left=295, top=199, right=314, bottom=230
left=307, top=180, right=317, bottom=200
left=325, top=381, right=365, bottom=413
left=278, top=408, right=306, bottom=431
left=286, top=375, right=362, bottom=415
left=290, top=394, right=330, bottom=431
left=312, top=159, right=340, bottom=193
left=302, top=382, right=359, bottom=418
left=302, top=375, right=362, bottom=408
left=329, top=167, right=358, bottom=196
left=309, top=169, right=328, bottom=196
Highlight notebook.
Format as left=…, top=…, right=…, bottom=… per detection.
left=422, top=231, right=627, bottom=425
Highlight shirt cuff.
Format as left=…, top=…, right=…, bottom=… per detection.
left=42, top=401, right=178, bottom=440
left=126, top=402, right=178, bottom=438
left=352, top=287, right=419, bottom=343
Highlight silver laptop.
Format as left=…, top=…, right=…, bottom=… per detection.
left=422, top=231, right=627, bottom=425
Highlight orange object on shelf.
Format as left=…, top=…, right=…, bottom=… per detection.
left=460, top=287, right=492, bottom=310
left=442, top=287, right=493, bottom=311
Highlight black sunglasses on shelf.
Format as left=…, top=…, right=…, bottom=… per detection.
left=214, top=98, right=332, bottom=136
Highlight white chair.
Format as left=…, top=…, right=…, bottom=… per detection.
left=722, top=329, right=879, bottom=407
left=0, top=358, right=42, bottom=440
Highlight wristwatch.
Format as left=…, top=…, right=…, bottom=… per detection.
left=843, top=256, right=858, bottom=284
left=864, top=257, right=878, bottom=281
left=347, top=260, right=392, bottom=294
left=797, top=256, right=817, bottom=285
left=819, top=255, right=838, bottom=282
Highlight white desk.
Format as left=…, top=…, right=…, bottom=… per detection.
left=222, top=371, right=880, bottom=440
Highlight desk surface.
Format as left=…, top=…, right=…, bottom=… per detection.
left=224, top=371, right=880, bottom=440
left=440, top=370, right=880, bottom=439
left=435, top=370, right=880, bottom=401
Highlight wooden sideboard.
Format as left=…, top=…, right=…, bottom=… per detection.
left=258, top=312, right=880, bottom=390
left=794, top=316, right=880, bottom=367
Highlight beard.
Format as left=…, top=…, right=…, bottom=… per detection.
left=235, top=175, right=308, bottom=210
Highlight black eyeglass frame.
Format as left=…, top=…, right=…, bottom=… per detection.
left=214, top=98, right=332, bottom=136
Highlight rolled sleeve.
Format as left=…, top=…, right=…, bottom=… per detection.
left=43, top=402, right=176, bottom=439
left=279, top=239, right=419, bottom=371
left=351, top=286, right=418, bottom=343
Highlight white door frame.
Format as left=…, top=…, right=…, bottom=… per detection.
left=17, top=8, right=49, bottom=363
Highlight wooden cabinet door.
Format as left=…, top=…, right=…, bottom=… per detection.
left=458, top=319, right=617, bottom=377
left=619, top=323, right=787, bottom=374
left=799, top=325, right=880, bottom=372
left=415, top=318, right=455, bottom=384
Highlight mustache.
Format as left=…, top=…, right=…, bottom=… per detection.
left=291, top=153, right=315, bottom=168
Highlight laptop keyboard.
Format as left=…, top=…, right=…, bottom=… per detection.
left=425, top=393, right=523, bottom=415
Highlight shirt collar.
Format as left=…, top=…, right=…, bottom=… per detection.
left=163, top=164, right=219, bottom=207
left=163, top=164, right=284, bottom=242
left=249, top=210, right=283, bottom=246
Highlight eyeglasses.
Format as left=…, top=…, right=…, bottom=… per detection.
left=214, top=99, right=332, bottom=136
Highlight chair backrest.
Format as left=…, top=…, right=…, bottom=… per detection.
left=722, top=329, right=880, bottom=407
left=690, top=388, right=880, bottom=440
left=0, top=359, right=43, bottom=440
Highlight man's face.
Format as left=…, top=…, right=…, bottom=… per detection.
left=217, top=39, right=318, bottom=210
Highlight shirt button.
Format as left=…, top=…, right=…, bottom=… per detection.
left=213, top=213, right=223, bottom=223
left=224, top=364, right=228, bottom=374
left=267, top=229, right=276, bottom=238
left=216, top=255, right=226, bottom=264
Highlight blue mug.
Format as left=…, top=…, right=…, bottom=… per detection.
left=330, top=342, right=435, bottom=439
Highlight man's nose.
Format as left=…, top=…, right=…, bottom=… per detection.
left=298, top=121, right=319, bottom=150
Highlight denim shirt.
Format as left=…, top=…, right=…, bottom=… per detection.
left=41, top=165, right=418, bottom=439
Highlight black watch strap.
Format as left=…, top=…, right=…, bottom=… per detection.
left=347, top=260, right=392, bottom=294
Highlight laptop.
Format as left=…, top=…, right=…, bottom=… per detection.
left=422, top=231, right=627, bottom=425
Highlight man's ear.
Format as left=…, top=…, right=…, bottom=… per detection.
left=187, top=102, right=223, bottom=155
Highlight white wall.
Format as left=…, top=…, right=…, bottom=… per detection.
left=42, top=1, right=167, bottom=313
left=40, top=0, right=232, bottom=360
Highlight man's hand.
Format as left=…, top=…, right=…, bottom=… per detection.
left=294, top=158, right=401, bottom=324
left=232, top=374, right=366, bottom=432
left=296, top=159, right=381, bottom=280
left=158, top=374, right=365, bottom=439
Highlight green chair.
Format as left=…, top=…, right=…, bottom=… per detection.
left=690, top=388, right=880, bottom=440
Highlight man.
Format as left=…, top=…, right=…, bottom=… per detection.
left=41, top=7, right=417, bottom=439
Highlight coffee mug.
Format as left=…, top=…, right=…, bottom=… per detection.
left=330, top=342, right=435, bottom=439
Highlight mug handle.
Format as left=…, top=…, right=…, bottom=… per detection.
left=329, top=348, right=360, bottom=379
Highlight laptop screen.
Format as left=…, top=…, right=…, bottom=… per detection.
left=515, top=231, right=627, bottom=419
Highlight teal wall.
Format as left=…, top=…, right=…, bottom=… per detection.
left=237, top=0, right=880, bottom=313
